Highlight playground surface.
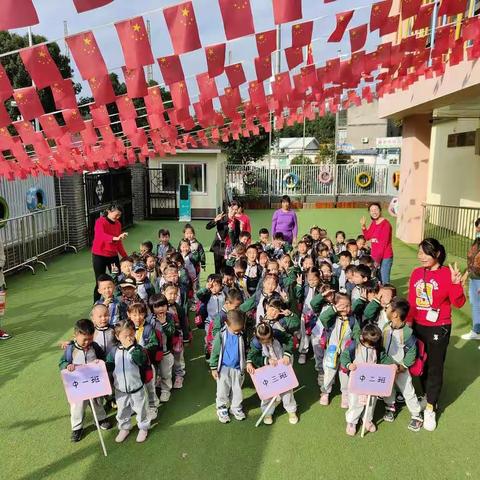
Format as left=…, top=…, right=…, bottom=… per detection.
left=0, top=209, right=478, bottom=480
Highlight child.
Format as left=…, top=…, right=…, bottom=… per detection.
left=163, top=282, right=190, bottom=389
left=118, top=276, right=142, bottom=319
left=346, top=239, right=360, bottom=265
left=362, top=284, right=397, bottom=328
left=91, top=304, right=116, bottom=356
left=95, top=274, right=122, bottom=326
left=140, top=241, right=153, bottom=260
left=233, top=259, right=249, bottom=298
left=182, top=224, right=206, bottom=279
left=131, top=262, right=155, bottom=302
left=239, top=231, right=252, bottom=246
left=145, top=254, right=159, bottom=288
left=341, top=323, right=387, bottom=436
left=221, top=265, right=237, bottom=292
left=356, top=235, right=370, bottom=259
left=350, top=265, right=372, bottom=302
left=319, top=262, right=339, bottom=292
left=59, top=319, right=112, bottom=442
left=148, top=294, right=176, bottom=403
left=344, top=265, right=357, bottom=297
left=156, top=228, right=175, bottom=261
left=319, top=294, right=359, bottom=408
left=258, top=228, right=271, bottom=252
left=292, top=240, right=308, bottom=268
left=315, top=243, right=333, bottom=267
left=334, top=231, right=346, bottom=255
left=310, top=226, right=322, bottom=250
left=210, top=310, right=247, bottom=423
left=245, top=244, right=263, bottom=296
left=259, top=297, right=300, bottom=335
left=127, top=302, right=160, bottom=420
left=106, top=320, right=151, bottom=443
left=333, top=251, right=352, bottom=294
left=270, top=232, right=290, bottom=260
left=178, top=240, right=197, bottom=288
left=370, top=298, right=424, bottom=431
left=247, top=323, right=298, bottom=425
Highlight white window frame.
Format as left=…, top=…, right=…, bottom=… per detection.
left=158, top=161, right=208, bottom=195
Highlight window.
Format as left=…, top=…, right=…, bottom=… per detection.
left=158, top=163, right=207, bottom=194
left=162, top=164, right=180, bottom=192
left=184, top=164, right=207, bottom=193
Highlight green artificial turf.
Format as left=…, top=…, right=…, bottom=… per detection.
left=0, top=209, right=478, bottom=480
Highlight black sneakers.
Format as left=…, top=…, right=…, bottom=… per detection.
left=71, top=429, right=83, bottom=442
left=383, top=410, right=395, bottom=423
left=408, top=417, right=423, bottom=432
left=99, top=420, right=113, bottom=430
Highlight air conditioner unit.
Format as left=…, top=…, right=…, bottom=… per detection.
left=361, top=137, right=369, bottom=144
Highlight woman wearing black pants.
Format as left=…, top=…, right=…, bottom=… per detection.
left=407, top=238, right=467, bottom=431
left=91, top=204, right=128, bottom=302
left=206, top=201, right=240, bottom=274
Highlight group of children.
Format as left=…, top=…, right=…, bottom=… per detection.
left=60, top=221, right=425, bottom=443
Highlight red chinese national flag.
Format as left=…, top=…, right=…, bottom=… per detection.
left=13, top=86, right=44, bottom=120
left=116, top=95, right=137, bottom=120
left=144, top=86, right=165, bottom=115
left=272, top=0, right=302, bottom=25
left=291, top=21, right=313, bottom=47
left=196, top=73, right=218, bottom=101
left=285, top=46, right=304, bottom=69
left=13, top=120, right=37, bottom=144
left=39, top=114, right=63, bottom=139
left=63, top=109, right=86, bottom=133
left=20, top=45, right=63, bottom=90
left=90, top=104, right=111, bottom=127
left=379, top=14, right=399, bottom=36
left=462, top=17, right=480, bottom=41
left=89, top=74, right=116, bottom=105
left=169, top=81, right=190, bottom=110
left=51, top=79, right=77, bottom=110
left=255, top=55, right=273, bottom=82
left=115, top=17, right=154, bottom=69
left=73, top=0, right=113, bottom=12
left=256, top=30, right=277, bottom=56
left=158, top=55, right=185, bottom=85
left=328, top=10, right=354, bottom=42
left=66, top=31, right=109, bottom=80
left=401, top=0, right=422, bottom=19
left=413, top=3, right=435, bottom=30
left=0, top=0, right=39, bottom=30
left=163, top=1, right=202, bottom=55
left=122, top=66, right=148, bottom=98
left=225, top=63, right=246, bottom=87
left=218, top=0, right=255, bottom=40
left=0, top=64, right=13, bottom=102
left=349, top=24, right=368, bottom=52
left=248, top=80, right=266, bottom=105
left=205, top=44, right=226, bottom=77
left=272, top=72, right=292, bottom=96
left=370, top=0, right=392, bottom=32
left=438, top=0, right=468, bottom=16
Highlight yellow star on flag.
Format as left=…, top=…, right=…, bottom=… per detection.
left=182, top=7, right=189, bottom=17
left=132, top=23, right=141, bottom=32
left=83, top=36, right=92, bottom=45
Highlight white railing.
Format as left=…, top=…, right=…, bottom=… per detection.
left=226, top=163, right=394, bottom=197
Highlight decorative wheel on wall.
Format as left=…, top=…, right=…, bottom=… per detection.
left=392, top=171, right=400, bottom=189
left=355, top=172, right=372, bottom=189
left=243, top=170, right=257, bottom=186
left=318, top=169, right=333, bottom=184
left=26, top=187, right=46, bottom=212
left=0, top=197, right=9, bottom=229
left=283, top=173, right=299, bottom=189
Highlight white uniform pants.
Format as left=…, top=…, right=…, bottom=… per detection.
left=115, top=388, right=150, bottom=431
left=215, top=367, right=244, bottom=412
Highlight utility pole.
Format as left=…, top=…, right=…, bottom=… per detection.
left=146, top=20, right=153, bottom=82
left=64, top=21, right=70, bottom=59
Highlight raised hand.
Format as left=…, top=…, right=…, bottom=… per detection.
left=449, top=263, right=464, bottom=284
left=360, top=216, right=367, bottom=229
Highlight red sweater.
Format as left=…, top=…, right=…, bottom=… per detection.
left=362, top=218, right=393, bottom=263
left=407, top=266, right=466, bottom=327
left=91, top=216, right=128, bottom=258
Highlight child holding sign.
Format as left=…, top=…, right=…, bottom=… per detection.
left=210, top=310, right=247, bottom=423
left=59, top=319, right=112, bottom=442
left=247, top=323, right=298, bottom=425
left=106, top=320, right=151, bottom=443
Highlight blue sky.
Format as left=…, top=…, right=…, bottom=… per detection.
left=15, top=0, right=381, bottom=102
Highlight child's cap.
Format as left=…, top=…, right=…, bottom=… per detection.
left=120, top=277, right=137, bottom=288
left=132, top=262, right=146, bottom=272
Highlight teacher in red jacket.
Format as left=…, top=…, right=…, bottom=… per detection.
left=92, top=204, right=128, bottom=302
left=360, top=202, right=394, bottom=284
left=407, top=238, right=467, bottom=432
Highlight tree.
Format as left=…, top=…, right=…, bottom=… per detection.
left=0, top=31, right=79, bottom=117
left=290, top=155, right=311, bottom=165
left=222, top=129, right=270, bottom=163
left=315, top=143, right=335, bottom=163
left=277, top=114, right=336, bottom=143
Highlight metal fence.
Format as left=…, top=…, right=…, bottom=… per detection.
left=0, top=206, right=77, bottom=275
left=226, top=163, right=394, bottom=197
left=422, top=203, right=480, bottom=259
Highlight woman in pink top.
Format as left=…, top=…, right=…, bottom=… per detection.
left=360, top=203, right=394, bottom=284
left=235, top=203, right=251, bottom=234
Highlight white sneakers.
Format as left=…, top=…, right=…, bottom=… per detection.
left=115, top=429, right=148, bottom=443
left=159, top=391, right=171, bottom=403
left=173, top=377, right=184, bottom=389
left=423, top=408, right=437, bottom=431
left=461, top=330, right=480, bottom=340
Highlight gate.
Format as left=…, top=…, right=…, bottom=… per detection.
left=84, top=169, right=133, bottom=244
left=146, top=168, right=178, bottom=219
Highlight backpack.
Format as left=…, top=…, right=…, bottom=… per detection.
left=467, top=241, right=480, bottom=277
left=64, top=341, right=105, bottom=364
left=143, top=321, right=164, bottom=363
left=406, top=335, right=427, bottom=377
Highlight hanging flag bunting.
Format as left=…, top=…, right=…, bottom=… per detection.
left=349, top=24, right=368, bottom=52
left=39, top=114, right=64, bottom=139
left=63, top=109, right=86, bottom=133
left=291, top=21, right=313, bottom=47
left=115, top=17, right=155, bottom=69
left=169, top=81, right=190, bottom=109
left=285, top=46, right=304, bottom=69
left=379, top=14, right=399, bottom=36
left=328, top=10, right=355, bottom=42
left=122, top=66, right=148, bottom=98
left=272, top=0, right=303, bottom=25
left=0, top=0, right=39, bottom=30
left=66, top=31, right=109, bottom=80
left=20, top=44, right=63, bottom=90
left=254, top=55, right=273, bottom=82
left=144, top=86, right=165, bottom=115
left=205, top=43, right=226, bottom=77
left=13, top=86, right=44, bottom=121
left=90, top=104, right=111, bottom=127
left=196, top=73, right=219, bottom=101
left=370, top=0, right=392, bottom=32
left=225, top=63, right=247, bottom=87
left=400, top=0, right=422, bottom=19
left=306, top=44, right=314, bottom=65
left=256, top=29, right=277, bottom=56
left=438, top=0, right=468, bottom=16
left=218, top=0, right=255, bottom=40
left=412, top=3, right=436, bottom=30
left=163, top=1, right=202, bottom=55
left=158, top=55, right=185, bottom=85
left=0, top=65, right=14, bottom=102
left=51, top=79, right=77, bottom=110
left=73, top=0, right=113, bottom=13
left=116, top=95, right=137, bottom=120
left=89, top=74, right=116, bottom=105
left=462, top=16, right=480, bottom=41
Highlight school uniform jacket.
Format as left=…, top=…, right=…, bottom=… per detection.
left=209, top=326, right=246, bottom=373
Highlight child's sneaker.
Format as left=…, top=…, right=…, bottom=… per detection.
left=383, top=410, right=395, bottom=423
left=396, top=393, right=405, bottom=404
left=99, top=420, right=113, bottom=430
left=288, top=412, right=298, bottom=424
left=136, top=429, right=148, bottom=443
left=71, top=429, right=83, bottom=442
left=341, top=393, right=349, bottom=409
left=173, top=377, right=184, bottom=389
left=364, top=421, right=377, bottom=433
left=230, top=409, right=246, bottom=421
left=148, top=408, right=158, bottom=421
left=159, top=391, right=171, bottom=403
left=408, top=416, right=423, bottom=432
left=423, top=408, right=436, bottom=431
left=217, top=406, right=230, bottom=424
left=319, top=393, right=329, bottom=406
left=461, top=330, right=480, bottom=340
left=115, top=429, right=130, bottom=443
left=263, top=415, right=273, bottom=425
left=298, top=353, right=307, bottom=365
left=0, top=329, right=11, bottom=340
left=346, top=423, right=356, bottom=436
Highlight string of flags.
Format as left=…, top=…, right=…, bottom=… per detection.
left=0, top=0, right=477, bottom=179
